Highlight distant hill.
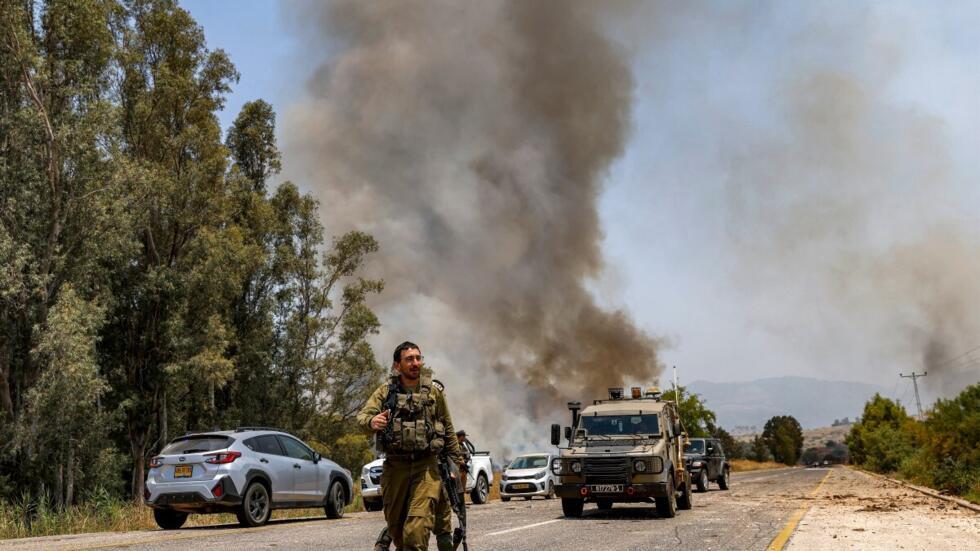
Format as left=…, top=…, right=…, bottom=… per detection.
left=687, top=376, right=886, bottom=430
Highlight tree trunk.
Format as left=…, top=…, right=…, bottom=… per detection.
left=65, top=445, right=74, bottom=507
left=160, top=388, right=167, bottom=449
left=54, top=461, right=63, bottom=510
left=129, top=429, right=146, bottom=501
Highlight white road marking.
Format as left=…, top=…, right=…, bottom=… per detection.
left=484, top=518, right=563, bottom=537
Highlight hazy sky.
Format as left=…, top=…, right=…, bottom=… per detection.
left=184, top=1, right=979, bottom=411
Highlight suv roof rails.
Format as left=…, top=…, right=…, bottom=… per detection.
left=180, top=429, right=224, bottom=437
left=234, top=426, right=286, bottom=433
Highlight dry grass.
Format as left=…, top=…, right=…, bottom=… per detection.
left=0, top=487, right=365, bottom=540
left=730, top=459, right=789, bottom=472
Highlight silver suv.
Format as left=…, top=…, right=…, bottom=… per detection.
left=144, top=428, right=353, bottom=529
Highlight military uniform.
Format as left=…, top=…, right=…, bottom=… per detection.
left=358, top=374, right=463, bottom=551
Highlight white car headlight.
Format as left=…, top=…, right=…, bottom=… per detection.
left=532, top=470, right=546, bottom=479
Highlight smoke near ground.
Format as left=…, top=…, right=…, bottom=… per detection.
left=284, top=0, right=660, bottom=454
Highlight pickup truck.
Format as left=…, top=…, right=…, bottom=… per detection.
left=360, top=438, right=494, bottom=511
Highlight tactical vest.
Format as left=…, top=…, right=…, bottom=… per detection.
left=381, top=374, right=447, bottom=454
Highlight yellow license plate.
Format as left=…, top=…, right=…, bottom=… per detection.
left=174, top=465, right=193, bottom=478
left=512, top=483, right=531, bottom=489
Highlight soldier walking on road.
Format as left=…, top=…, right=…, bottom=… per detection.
left=359, top=341, right=465, bottom=551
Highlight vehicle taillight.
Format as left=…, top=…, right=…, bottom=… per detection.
left=211, top=481, right=224, bottom=498
left=204, top=451, right=242, bottom=464
left=148, top=456, right=163, bottom=469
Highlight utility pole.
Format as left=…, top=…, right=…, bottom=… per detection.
left=900, top=371, right=927, bottom=420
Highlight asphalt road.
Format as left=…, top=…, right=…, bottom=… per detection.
left=1, top=467, right=830, bottom=551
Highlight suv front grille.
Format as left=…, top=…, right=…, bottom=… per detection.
left=584, top=458, right=628, bottom=484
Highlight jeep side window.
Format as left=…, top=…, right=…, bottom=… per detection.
left=278, top=436, right=315, bottom=461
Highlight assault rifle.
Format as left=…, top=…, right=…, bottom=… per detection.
left=437, top=451, right=468, bottom=551
left=378, top=379, right=400, bottom=448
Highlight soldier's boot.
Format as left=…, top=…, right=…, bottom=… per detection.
left=435, top=532, right=453, bottom=551
left=374, top=527, right=392, bottom=551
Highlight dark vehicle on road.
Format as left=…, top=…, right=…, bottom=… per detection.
left=683, top=437, right=730, bottom=492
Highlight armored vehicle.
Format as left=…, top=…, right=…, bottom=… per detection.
left=550, top=387, right=692, bottom=518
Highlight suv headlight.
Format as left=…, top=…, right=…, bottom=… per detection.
left=633, top=459, right=647, bottom=473
left=570, top=460, right=582, bottom=474
left=692, top=460, right=703, bottom=468
left=532, top=470, right=546, bottom=479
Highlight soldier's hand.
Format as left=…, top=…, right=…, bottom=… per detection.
left=370, top=411, right=390, bottom=431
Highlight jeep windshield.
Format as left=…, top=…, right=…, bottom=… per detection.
left=685, top=440, right=705, bottom=454
left=580, top=414, right=660, bottom=437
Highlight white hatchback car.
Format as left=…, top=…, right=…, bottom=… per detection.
left=500, top=453, right=556, bottom=501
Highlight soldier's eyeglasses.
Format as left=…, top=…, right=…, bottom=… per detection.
left=401, top=354, right=424, bottom=363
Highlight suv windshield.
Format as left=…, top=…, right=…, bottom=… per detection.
left=161, top=435, right=232, bottom=454
left=685, top=440, right=705, bottom=454
left=508, top=456, right=548, bottom=469
left=581, top=414, right=660, bottom=436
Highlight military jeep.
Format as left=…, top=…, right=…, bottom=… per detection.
left=549, top=387, right=692, bottom=518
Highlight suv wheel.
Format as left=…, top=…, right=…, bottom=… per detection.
left=470, top=473, right=489, bottom=504
left=717, top=467, right=730, bottom=490
left=696, top=470, right=708, bottom=492
left=325, top=480, right=346, bottom=519
left=153, top=508, right=188, bottom=530
left=561, top=497, right=584, bottom=517
left=677, top=472, right=692, bottom=510
left=655, top=473, right=677, bottom=518
left=544, top=481, right=555, bottom=499
left=237, top=481, right=271, bottom=527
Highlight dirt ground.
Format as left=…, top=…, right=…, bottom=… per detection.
left=787, top=467, right=980, bottom=550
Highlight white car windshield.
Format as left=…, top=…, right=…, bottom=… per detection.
left=508, top=456, right=548, bottom=469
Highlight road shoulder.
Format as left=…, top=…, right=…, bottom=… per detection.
left=786, top=467, right=980, bottom=550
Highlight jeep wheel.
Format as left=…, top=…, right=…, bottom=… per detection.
left=696, top=470, right=708, bottom=492
left=655, top=474, right=677, bottom=518
left=677, top=472, right=693, bottom=510
left=718, top=467, right=730, bottom=490
left=561, top=497, right=584, bottom=517
left=237, top=482, right=271, bottom=527
left=153, top=508, right=188, bottom=530
left=596, top=499, right=613, bottom=511
left=470, top=473, right=489, bottom=504
left=324, top=480, right=346, bottom=519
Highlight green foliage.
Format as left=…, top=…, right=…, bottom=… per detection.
left=899, top=384, right=980, bottom=496
left=662, top=386, right=717, bottom=438
left=749, top=435, right=772, bottom=462
left=0, top=0, right=386, bottom=507
left=845, top=394, right=916, bottom=472
left=762, top=415, right=803, bottom=465
left=711, top=426, right=743, bottom=459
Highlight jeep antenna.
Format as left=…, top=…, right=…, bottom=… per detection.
left=672, top=365, right=680, bottom=411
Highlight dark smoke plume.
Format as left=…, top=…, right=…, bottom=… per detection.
left=285, top=0, right=660, bottom=450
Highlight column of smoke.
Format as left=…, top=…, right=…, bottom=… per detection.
left=285, top=0, right=661, bottom=453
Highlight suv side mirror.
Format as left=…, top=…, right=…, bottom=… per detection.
left=564, top=426, right=572, bottom=440
left=706, top=446, right=714, bottom=453
left=313, top=452, right=321, bottom=463
left=550, top=424, right=561, bottom=446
